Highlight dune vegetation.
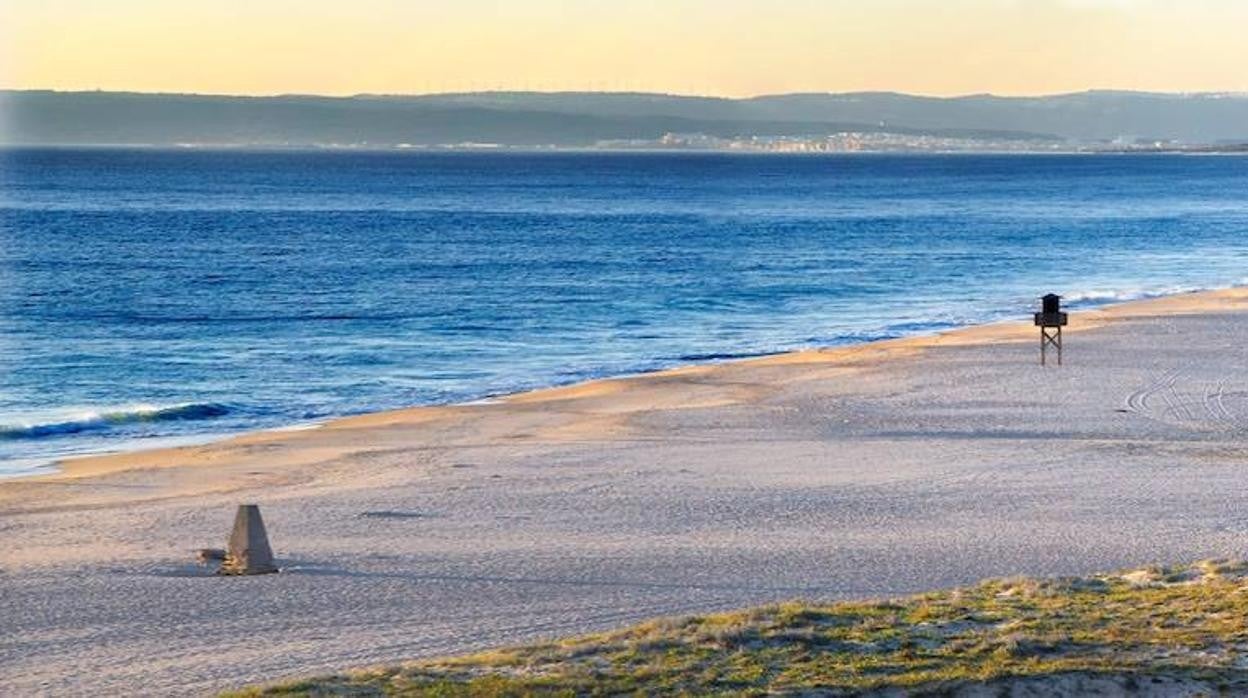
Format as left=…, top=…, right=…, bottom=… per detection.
left=232, top=560, right=1248, bottom=696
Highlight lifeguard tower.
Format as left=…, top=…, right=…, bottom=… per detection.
left=1034, top=293, right=1067, bottom=366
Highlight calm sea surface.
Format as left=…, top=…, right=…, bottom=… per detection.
left=2, top=149, right=1247, bottom=475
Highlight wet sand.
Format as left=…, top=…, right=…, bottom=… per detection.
left=4, top=289, right=1248, bottom=694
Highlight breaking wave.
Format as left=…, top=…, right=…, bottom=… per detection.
left=0, top=403, right=232, bottom=441
left=1061, top=284, right=1218, bottom=306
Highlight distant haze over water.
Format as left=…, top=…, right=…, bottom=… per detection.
left=2, top=149, right=1248, bottom=474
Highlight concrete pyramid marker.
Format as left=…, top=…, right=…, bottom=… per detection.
left=219, top=504, right=278, bottom=575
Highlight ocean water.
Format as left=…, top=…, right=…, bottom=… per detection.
left=2, top=148, right=1247, bottom=476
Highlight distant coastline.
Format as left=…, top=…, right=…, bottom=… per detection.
left=4, top=88, right=1248, bottom=151
left=5, top=142, right=1247, bottom=156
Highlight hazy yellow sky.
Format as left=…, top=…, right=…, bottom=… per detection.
left=4, top=0, right=1248, bottom=97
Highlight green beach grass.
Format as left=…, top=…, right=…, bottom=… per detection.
left=231, top=560, right=1248, bottom=696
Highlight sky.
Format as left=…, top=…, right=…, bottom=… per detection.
left=4, top=0, right=1248, bottom=98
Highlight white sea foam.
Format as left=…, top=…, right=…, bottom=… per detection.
left=1062, top=284, right=1218, bottom=306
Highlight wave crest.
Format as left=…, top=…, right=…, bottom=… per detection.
left=0, top=403, right=232, bottom=441
left=1062, top=284, right=1212, bottom=306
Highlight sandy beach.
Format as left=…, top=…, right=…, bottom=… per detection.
left=5, top=288, right=1248, bottom=695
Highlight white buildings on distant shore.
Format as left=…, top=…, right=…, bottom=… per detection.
left=604, top=131, right=1071, bottom=153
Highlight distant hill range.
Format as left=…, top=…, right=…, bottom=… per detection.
left=3, top=89, right=1248, bottom=148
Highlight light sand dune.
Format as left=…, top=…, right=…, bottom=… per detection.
left=4, top=288, right=1248, bottom=695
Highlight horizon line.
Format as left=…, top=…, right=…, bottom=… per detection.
left=6, top=87, right=1248, bottom=102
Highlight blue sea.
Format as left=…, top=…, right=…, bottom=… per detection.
left=2, top=148, right=1247, bottom=476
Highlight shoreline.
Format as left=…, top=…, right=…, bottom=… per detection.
left=17, top=284, right=1248, bottom=487
left=9, top=283, right=1248, bottom=694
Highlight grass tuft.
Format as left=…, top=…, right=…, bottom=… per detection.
left=228, top=560, right=1248, bottom=696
